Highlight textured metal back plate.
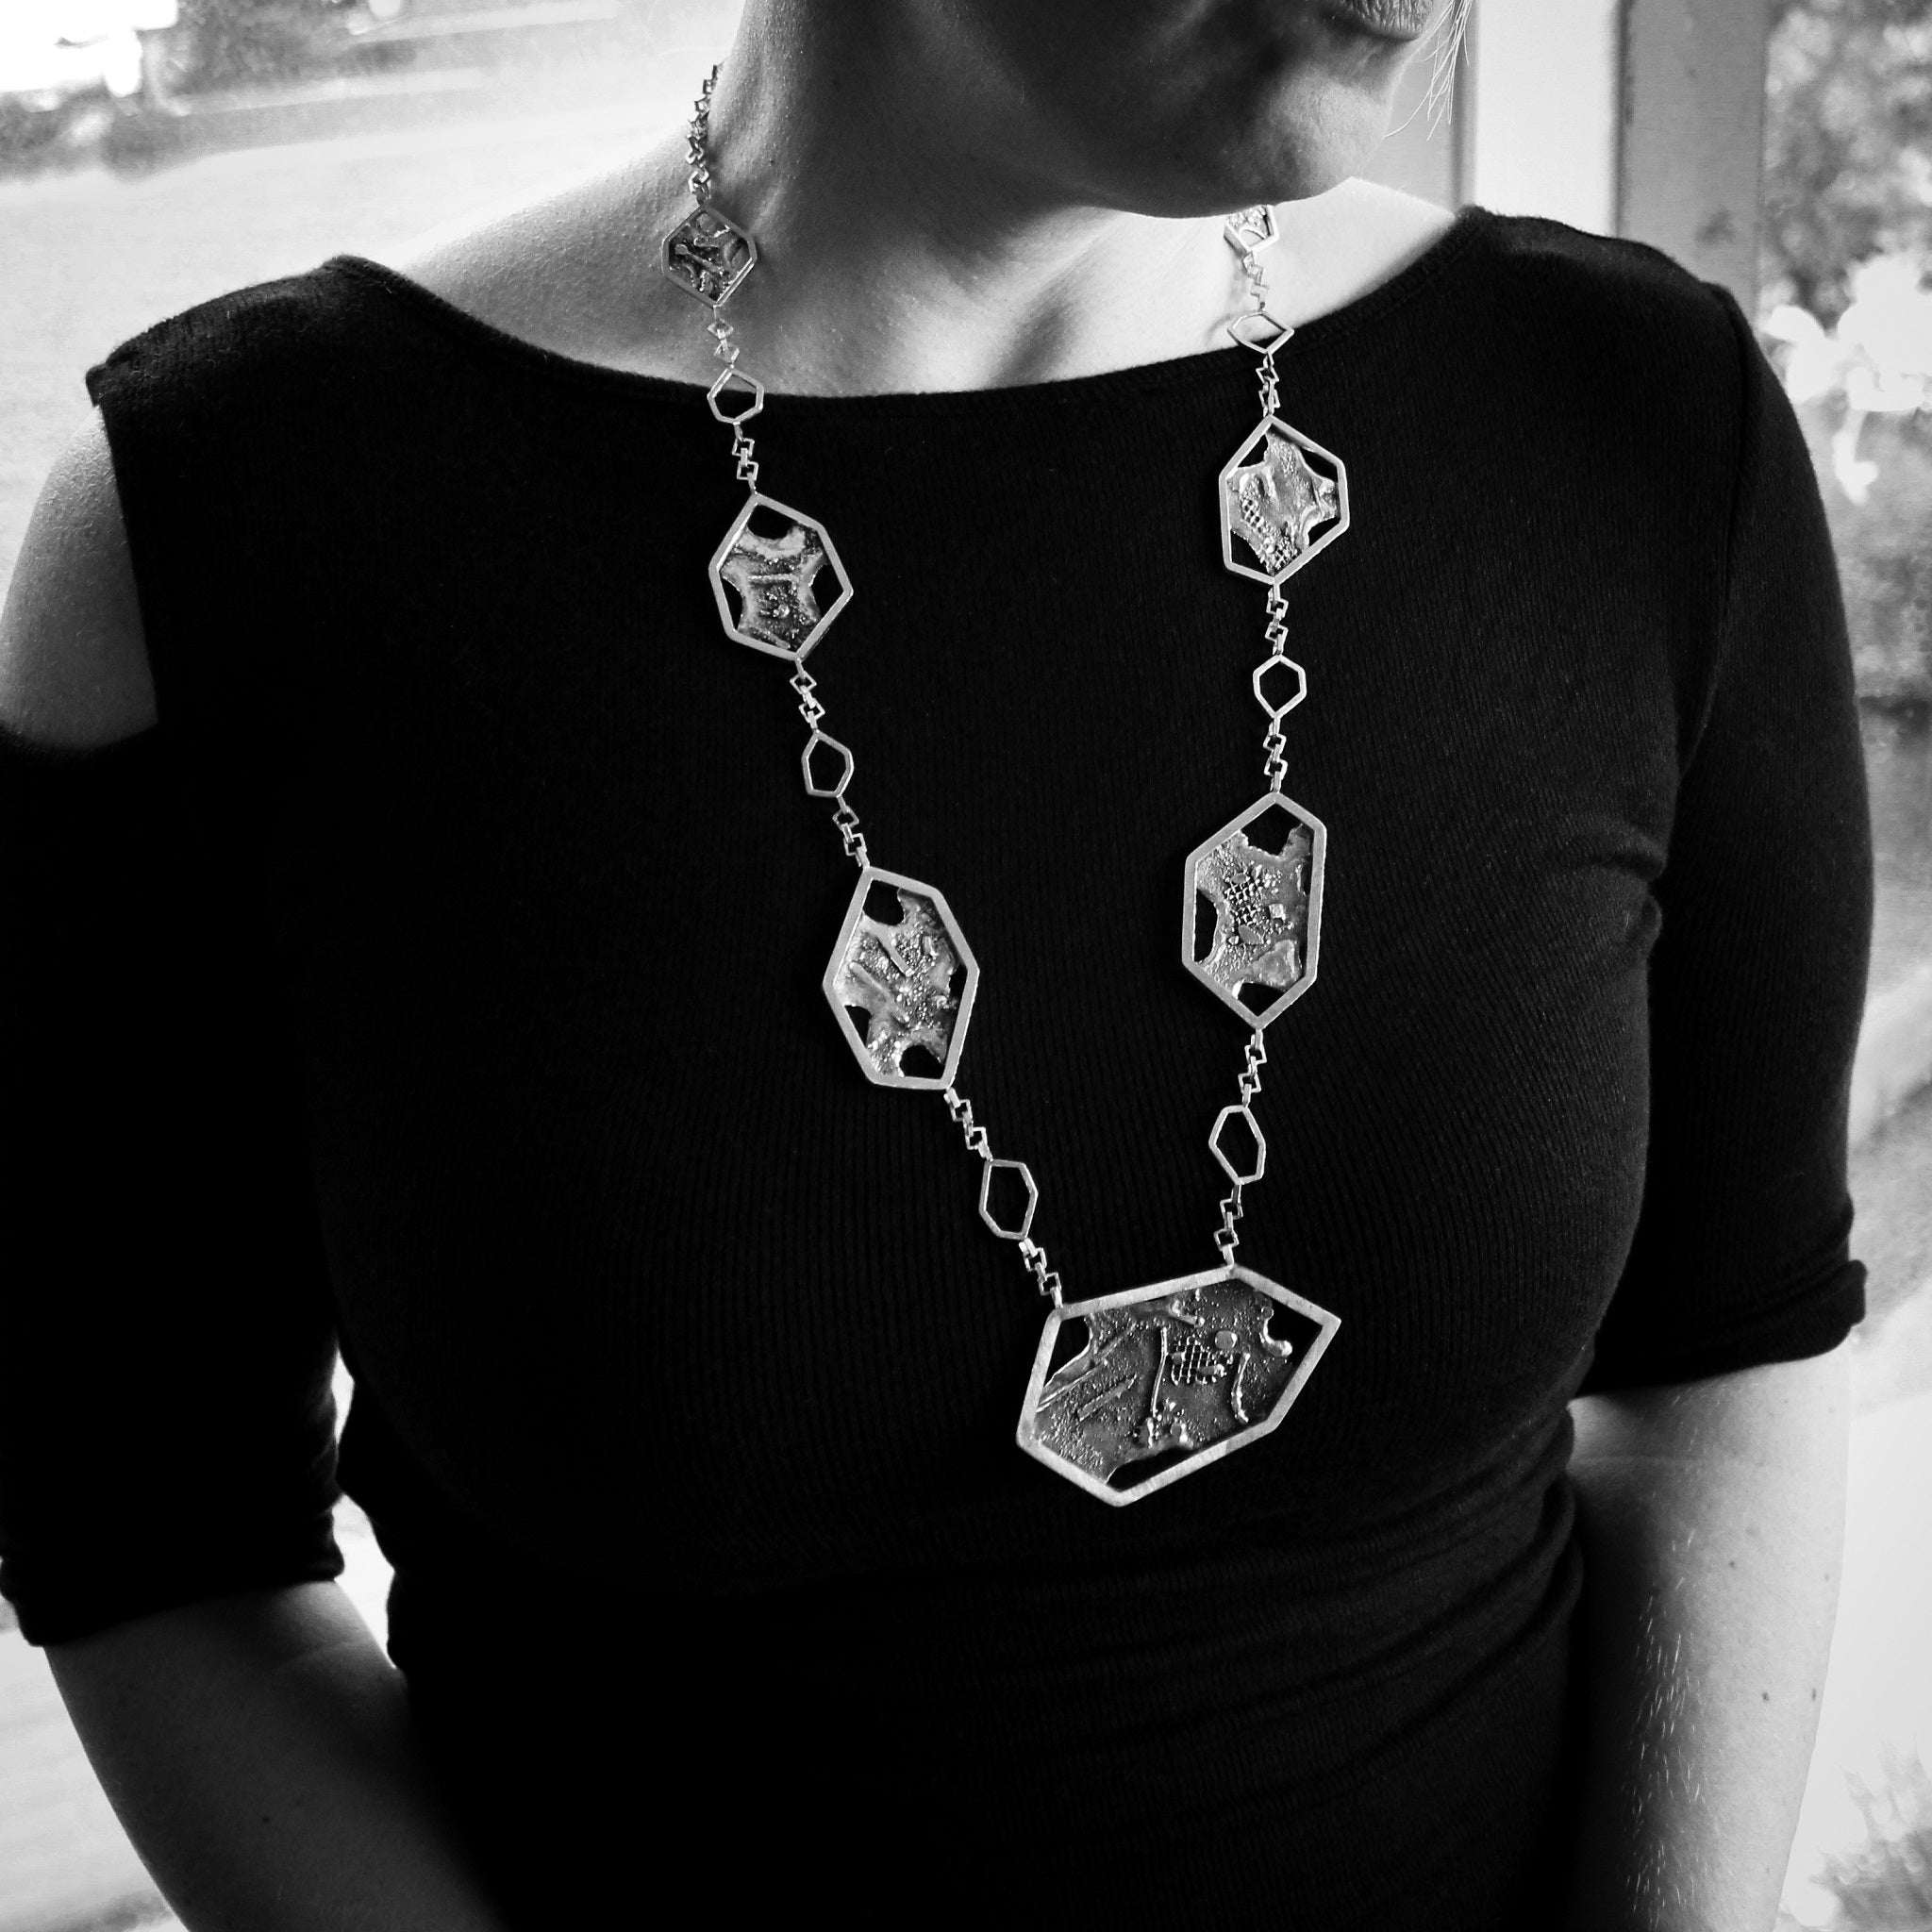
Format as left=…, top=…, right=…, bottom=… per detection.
left=1218, top=417, right=1349, bottom=586
left=1183, top=793, right=1326, bottom=1028
left=1017, top=1266, right=1339, bottom=1505
left=823, top=869, right=979, bottom=1090
left=662, top=206, right=758, bottom=306
left=708, top=494, right=854, bottom=659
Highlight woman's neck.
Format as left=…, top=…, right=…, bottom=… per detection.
left=686, top=14, right=1240, bottom=393
left=395, top=0, right=1457, bottom=395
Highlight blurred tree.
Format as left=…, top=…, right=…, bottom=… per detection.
left=1817, top=1748, right=1932, bottom=1924
left=1763, top=0, right=1932, bottom=320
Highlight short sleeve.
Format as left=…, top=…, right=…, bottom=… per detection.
left=1581, top=294, right=1872, bottom=1391
left=0, top=730, right=342, bottom=1644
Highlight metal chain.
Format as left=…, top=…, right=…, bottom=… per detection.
left=684, top=65, right=750, bottom=441
left=1255, top=347, right=1281, bottom=418
left=1214, top=1191, right=1245, bottom=1266
left=728, top=413, right=758, bottom=486
left=682, top=77, right=871, bottom=880
left=1230, top=221, right=1283, bottom=417
left=943, top=1089, right=1063, bottom=1305
left=1260, top=583, right=1291, bottom=791
left=788, top=666, right=869, bottom=869
left=1212, top=1031, right=1269, bottom=1267
left=684, top=62, right=716, bottom=205
left=682, top=78, right=1321, bottom=1299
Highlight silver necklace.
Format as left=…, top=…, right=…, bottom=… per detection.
left=663, top=68, right=1345, bottom=1505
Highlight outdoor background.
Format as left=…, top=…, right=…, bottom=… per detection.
left=1, top=0, right=1930, bottom=1926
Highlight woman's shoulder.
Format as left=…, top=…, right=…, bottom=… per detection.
left=1461, top=207, right=1748, bottom=369
left=0, top=416, right=154, bottom=750
left=90, top=257, right=394, bottom=408
left=380, top=134, right=711, bottom=386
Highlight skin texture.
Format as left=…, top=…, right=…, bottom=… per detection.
left=1564, top=1356, right=1849, bottom=1931
left=391, top=0, right=1460, bottom=394
left=0, top=418, right=153, bottom=745
left=44, top=1586, right=510, bottom=1932
left=0, top=1, right=1849, bottom=1924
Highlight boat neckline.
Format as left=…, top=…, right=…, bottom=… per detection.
left=322, top=204, right=1493, bottom=414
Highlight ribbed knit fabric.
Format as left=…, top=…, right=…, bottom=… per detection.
left=0, top=208, right=1870, bottom=1924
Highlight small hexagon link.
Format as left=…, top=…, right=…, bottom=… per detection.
left=1252, top=656, right=1307, bottom=723
left=978, top=1158, right=1039, bottom=1241
left=708, top=368, right=764, bottom=425
left=800, top=731, right=855, bottom=800
left=1209, top=1104, right=1267, bottom=1187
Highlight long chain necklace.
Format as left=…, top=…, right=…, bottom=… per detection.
left=663, top=68, right=1347, bottom=1504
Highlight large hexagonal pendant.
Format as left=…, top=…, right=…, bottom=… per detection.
left=1017, top=1265, right=1339, bottom=1504
left=708, top=495, right=854, bottom=660
left=1183, top=792, right=1326, bottom=1028
left=823, top=869, right=979, bottom=1090
left=1219, top=417, right=1348, bottom=584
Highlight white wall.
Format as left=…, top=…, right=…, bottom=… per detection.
left=1462, top=0, right=1622, bottom=235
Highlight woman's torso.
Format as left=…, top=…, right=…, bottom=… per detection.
left=82, top=210, right=1757, bottom=1919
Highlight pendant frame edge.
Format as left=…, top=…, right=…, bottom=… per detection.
left=1180, top=796, right=1328, bottom=1031
left=1014, top=1263, right=1341, bottom=1506
left=820, top=865, right=982, bottom=1092
left=1217, top=416, right=1351, bottom=587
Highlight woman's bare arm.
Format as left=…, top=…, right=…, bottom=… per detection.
left=48, top=1585, right=510, bottom=1932
left=7, top=436, right=506, bottom=1928
left=0, top=414, right=157, bottom=746
left=1562, top=1346, right=1850, bottom=1930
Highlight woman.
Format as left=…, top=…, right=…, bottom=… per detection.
left=0, top=0, right=1868, bottom=1924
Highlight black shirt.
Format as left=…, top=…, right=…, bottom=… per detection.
left=0, top=208, right=1872, bottom=1924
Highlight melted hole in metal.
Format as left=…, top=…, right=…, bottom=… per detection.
left=1265, top=1300, right=1305, bottom=1352
left=863, top=879, right=906, bottom=924
left=1245, top=802, right=1301, bottom=856
left=1193, top=891, right=1218, bottom=963
left=842, top=1003, right=874, bottom=1043
left=1237, top=980, right=1278, bottom=1017
left=742, top=500, right=795, bottom=541
left=1046, top=1315, right=1091, bottom=1378
left=899, top=1043, right=944, bottom=1080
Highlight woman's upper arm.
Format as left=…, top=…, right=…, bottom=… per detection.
left=0, top=423, right=343, bottom=1643
left=1580, top=296, right=1870, bottom=1396
left=0, top=412, right=158, bottom=748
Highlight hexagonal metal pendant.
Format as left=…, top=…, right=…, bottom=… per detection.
left=1017, top=1264, right=1339, bottom=1505
left=661, top=206, right=758, bottom=307
left=1183, top=792, right=1326, bottom=1028
left=708, top=495, right=854, bottom=659
left=823, top=869, right=979, bottom=1090
left=1219, top=417, right=1348, bottom=585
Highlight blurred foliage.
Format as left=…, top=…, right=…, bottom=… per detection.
left=1764, top=0, right=1932, bottom=322
left=1764, top=0, right=1932, bottom=708
left=1816, top=1748, right=1932, bottom=1924
left=1799, top=408, right=1932, bottom=705
left=172, top=0, right=350, bottom=90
